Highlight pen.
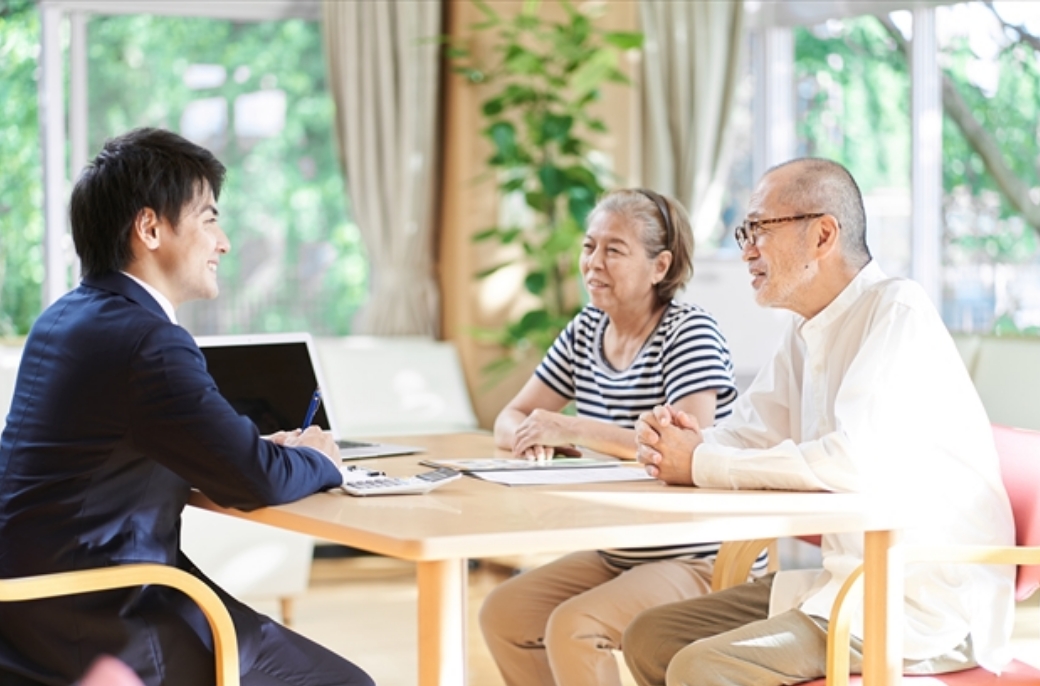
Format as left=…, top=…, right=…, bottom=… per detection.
left=302, top=386, right=322, bottom=427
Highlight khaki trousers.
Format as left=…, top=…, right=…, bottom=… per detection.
left=479, top=550, right=715, bottom=686
left=623, top=573, right=976, bottom=686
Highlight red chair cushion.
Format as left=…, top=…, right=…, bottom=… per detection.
left=992, top=424, right=1040, bottom=601
left=800, top=660, right=1040, bottom=686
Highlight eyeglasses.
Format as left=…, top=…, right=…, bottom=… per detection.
left=734, top=213, right=825, bottom=250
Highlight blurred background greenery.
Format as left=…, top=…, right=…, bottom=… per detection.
left=0, top=0, right=368, bottom=336
left=2, top=1, right=1039, bottom=338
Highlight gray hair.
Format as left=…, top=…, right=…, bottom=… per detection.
left=768, top=158, right=871, bottom=266
left=588, top=188, right=695, bottom=305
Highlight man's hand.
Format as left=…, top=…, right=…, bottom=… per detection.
left=513, top=409, right=582, bottom=460
left=634, top=405, right=703, bottom=485
left=281, top=426, right=340, bottom=468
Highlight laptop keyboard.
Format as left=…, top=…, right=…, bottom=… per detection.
left=337, top=439, right=376, bottom=450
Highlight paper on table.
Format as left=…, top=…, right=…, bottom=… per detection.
left=470, top=466, right=655, bottom=486
left=420, top=456, right=619, bottom=472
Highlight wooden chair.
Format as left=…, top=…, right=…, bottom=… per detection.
left=712, top=424, right=1040, bottom=686
left=0, top=563, right=239, bottom=686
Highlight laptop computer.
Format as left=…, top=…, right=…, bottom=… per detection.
left=195, top=332, right=423, bottom=460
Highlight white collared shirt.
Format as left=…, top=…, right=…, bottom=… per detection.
left=694, top=262, right=1015, bottom=671
left=120, top=272, right=178, bottom=324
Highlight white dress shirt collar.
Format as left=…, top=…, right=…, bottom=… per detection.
left=120, top=272, right=178, bottom=324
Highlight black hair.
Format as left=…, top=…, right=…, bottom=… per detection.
left=69, top=127, right=226, bottom=277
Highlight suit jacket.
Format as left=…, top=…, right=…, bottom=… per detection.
left=0, top=273, right=343, bottom=684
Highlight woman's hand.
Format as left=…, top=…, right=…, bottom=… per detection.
left=513, top=409, right=582, bottom=459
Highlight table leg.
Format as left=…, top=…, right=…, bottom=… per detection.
left=417, top=559, right=468, bottom=686
left=862, top=529, right=903, bottom=686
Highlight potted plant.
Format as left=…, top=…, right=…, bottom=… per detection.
left=448, top=0, right=643, bottom=379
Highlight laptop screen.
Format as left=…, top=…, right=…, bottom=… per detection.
left=196, top=335, right=333, bottom=436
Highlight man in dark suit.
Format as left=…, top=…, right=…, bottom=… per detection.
left=0, top=128, right=374, bottom=686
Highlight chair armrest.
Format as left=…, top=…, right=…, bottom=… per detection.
left=713, top=538, right=777, bottom=591
left=823, top=544, right=1033, bottom=686
left=0, top=564, right=239, bottom=686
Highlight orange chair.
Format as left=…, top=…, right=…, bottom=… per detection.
left=0, top=563, right=239, bottom=686
left=713, top=424, right=1040, bottom=686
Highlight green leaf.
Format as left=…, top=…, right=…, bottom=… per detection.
left=501, top=83, right=538, bottom=106
left=541, top=113, right=574, bottom=142
left=544, top=226, right=579, bottom=255
left=511, top=308, right=551, bottom=337
left=560, top=138, right=584, bottom=156
left=501, top=177, right=526, bottom=193
left=571, top=48, right=616, bottom=96
left=587, top=118, right=607, bottom=133
left=525, top=190, right=552, bottom=214
left=606, top=68, right=631, bottom=85
left=569, top=14, right=591, bottom=46
left=538, top=164, right=567, bottom=197
left=604, top=31, right=644, bottom=50
left=482, top=98, right=504, bottom=116
left=475, top=261, right=513, bottom=279
left=487, top=121, right=518, bottom=159
left=524, top=271, right=547, bottom=295
left=505, top=50, right=542, bottom=75
left=562, top=165, right=598, bottom=188
left=500, top=227, right=523, bottom=244
left=472, top=0, right=500, bottom=24
left=568, top=187, right=597, bottom=226
left=521, top=0, right=541, bottom=17
left=471, top=227, right=501, bottom=242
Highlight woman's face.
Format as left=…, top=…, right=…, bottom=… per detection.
left=580, top=210, right=670, bottom=315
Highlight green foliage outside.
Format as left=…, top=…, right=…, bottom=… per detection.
left=449, top=0, right=642, bottom=377
left=0, top=0, right=43, bottom=337
left=794, top=9, right=1040, bottom=335
left=0, top=4, right=368, bottom=336
left=795, top=19, right=912, bottom=192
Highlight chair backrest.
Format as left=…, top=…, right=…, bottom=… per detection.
left=992, top=423, right=1040, bottom=601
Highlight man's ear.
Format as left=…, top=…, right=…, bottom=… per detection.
left=132, top=208, right=163, bottom=252
left=814, top=214, right=841, bottom=258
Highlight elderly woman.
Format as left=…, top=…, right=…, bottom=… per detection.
left=480, top=188, right=753, bottom=686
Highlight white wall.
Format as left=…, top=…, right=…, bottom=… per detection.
left=680, top=257, right=792, bottom=390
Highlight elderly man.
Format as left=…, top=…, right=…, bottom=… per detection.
left=623, top=158, right=1014, bottom=686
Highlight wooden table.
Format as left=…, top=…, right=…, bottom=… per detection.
left=188, top=433, right=905, bottom=686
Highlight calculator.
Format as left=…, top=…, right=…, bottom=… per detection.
left=340, top=467, right=462, bottom=497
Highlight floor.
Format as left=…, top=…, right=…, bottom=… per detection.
left=242, top=553, right=637, bottom=686
left=242, top=554, right=1040, bottom=686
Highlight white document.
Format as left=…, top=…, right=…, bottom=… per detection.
left=470, top=466, right=655, bottom=486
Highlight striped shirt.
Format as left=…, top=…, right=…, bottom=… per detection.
left=536, top=301, right=764, bottom=570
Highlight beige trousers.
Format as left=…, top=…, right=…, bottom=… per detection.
left=623, top=573, right=976, bottom=686
left=479, top=550, right=715, bottom=686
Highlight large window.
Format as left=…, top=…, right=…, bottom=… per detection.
left=794, top=14, right=913, bottom=279
left=937, top=2, right=1040, bottom=334
left=788, top=3, right=1040, bottom=335
left=0, top=1, right=43, bottom=336
left=0, top=3, right=369, bottom=337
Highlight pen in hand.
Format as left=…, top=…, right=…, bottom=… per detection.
left=302, top=386, right=322, bottom=427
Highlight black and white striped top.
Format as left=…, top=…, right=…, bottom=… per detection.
left=536, top=301, right=764, bottom=570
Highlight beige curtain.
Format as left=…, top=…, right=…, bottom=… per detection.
left=322, top=0, right=442, bottom=335
left=639, top=1, right=745, bottom=243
